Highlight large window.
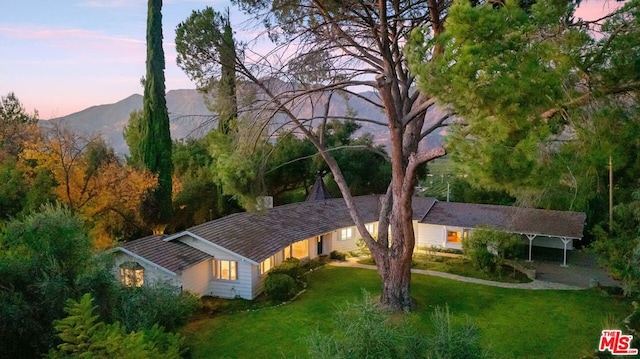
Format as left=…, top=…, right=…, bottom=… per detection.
left=283, top=240, right=310, bottom=260
left=119, top=262, right=144, bottom=287
left=260, top=256, right=275, bottom=274
left=213, top=260, right=237, bottom=280
left=292, top=240, right=308, bottom=258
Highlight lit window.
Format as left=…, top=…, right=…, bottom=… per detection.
left=447, top=231, right=460, bottom=243
left=260, top=256, right=274, bottom=274
left=292, top=240, right=309, bottom=258
left=341, top=228, right=353, bottom=240
left=119, top=262, right=144, bottom=287
left=213, top=260, right=237, bottom=280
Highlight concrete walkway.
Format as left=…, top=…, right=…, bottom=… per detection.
left=329, top=257, right=604, bottom=290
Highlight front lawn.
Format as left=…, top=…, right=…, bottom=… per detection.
left=359, top=252, right=532, bottom=283
left=182, top=266, right=631, bottom=359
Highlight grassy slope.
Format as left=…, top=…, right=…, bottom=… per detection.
left=183, top=266, right=630, bottom=359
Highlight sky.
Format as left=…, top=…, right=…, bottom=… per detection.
left=0, top=0, right=627, bottom=119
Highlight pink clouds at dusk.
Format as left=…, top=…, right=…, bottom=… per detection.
left=1, top=0, right=223, bottom=119
left=0, top=1, right=629, bottom=119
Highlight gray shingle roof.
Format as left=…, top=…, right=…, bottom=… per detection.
left=183, top=195, right=436, bottom=263
left=306, top=176, right=332, bottom=201
left=117, top=197, right=586, bottom=273
left=118, top=234, right=212, bottom=274
left=420, top=201, right=586, bottom=239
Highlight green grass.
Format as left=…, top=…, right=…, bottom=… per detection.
left=358, top=253, right=532, bottom=283
left=182, top=266, right=631, bottom=359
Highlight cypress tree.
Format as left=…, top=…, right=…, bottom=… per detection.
left=217, top=10, right=237, bottom=135
left=141, top=0, right=173, bottom=229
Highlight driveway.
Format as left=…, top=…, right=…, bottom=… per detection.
left=334, top=248, right=620, bottom=290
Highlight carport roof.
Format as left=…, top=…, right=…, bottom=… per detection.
left=419, top=201, right=586, bottom=239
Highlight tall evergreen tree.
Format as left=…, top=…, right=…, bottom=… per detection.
left=176, top=7, right=238, bottom=134
left=217, top=10, right=237, bottom=135
left=141, top=0, right=173, bottom=230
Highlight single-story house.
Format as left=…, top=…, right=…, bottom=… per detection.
left=110, top=192, right=585, bottom=300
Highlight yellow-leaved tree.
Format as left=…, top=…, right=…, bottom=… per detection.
left=20, top=122, right=157, bottom=248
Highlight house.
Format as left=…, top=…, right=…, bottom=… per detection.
left=110, top=195, right=585, bottom=300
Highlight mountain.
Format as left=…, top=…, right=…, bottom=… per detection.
left=48, top=89, right=217, bottom=155
left=49, top=89, right=444, bottom=155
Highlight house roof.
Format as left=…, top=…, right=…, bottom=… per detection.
left=419, top=201, right=586, bottom=239
left=116, top=234, right=212, bottom=274
left=178, top=195, right=436, bottom=264
left=306, top=176, right=332, bottom=202
left=118, top=196, right=586, bottom=273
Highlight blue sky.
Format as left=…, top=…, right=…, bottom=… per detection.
left=0, top=0, right=253, bottom=119
left=0, top=0, right=623, bottom=119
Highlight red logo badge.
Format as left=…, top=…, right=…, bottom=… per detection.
left=599, top=330, right=638, bottom=355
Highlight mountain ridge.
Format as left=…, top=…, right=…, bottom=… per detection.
left=48, top=89, right=443, bottom=155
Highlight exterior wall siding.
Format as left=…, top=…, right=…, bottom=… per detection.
left=415, top=223, right=447, bottom=248
left=331, top=226, right=359, bottom=252
left=181, top=259, right=211, bottom=295
left=251, top=264, right=263, bottom=299
left=208, top=260, right=253, bottom=299
left=177, top=236, right=255, bottom=300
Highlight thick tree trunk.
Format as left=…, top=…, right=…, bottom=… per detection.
left=373, top=224, right=415, bottom=311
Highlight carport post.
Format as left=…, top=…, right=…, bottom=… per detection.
left=526, top=234, right=536, bottom=262
left=561, top=237, right=571, bottom=267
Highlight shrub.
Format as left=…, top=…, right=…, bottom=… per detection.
left=355, top=238, right=371, bottom=256
left=427, top=306, right=491, bottom=359
left=111, top=282, right=201, bottom=332
left=264, top=273, right=296, bottom=302
left=306, top=291, right=427, bottom=358
left=318, top=254, right=330, bottom=263
left=269, top=258, right=302, bottom=279
left=48, top=294, right=185, bottom=359
left=303, top=257, right=325, bottom=271
left=306, top=291, right=492, bottom=359
left=329, top=250, right=347, bottom=261
left=463, top=227, right=522, bottom=275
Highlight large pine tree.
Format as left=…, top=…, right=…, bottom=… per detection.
left=140, top=0, right=173, bottom=231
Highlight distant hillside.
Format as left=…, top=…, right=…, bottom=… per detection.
left=47, top=89, right=216, bottom=154
left=48, top=89, right=444, bottom=155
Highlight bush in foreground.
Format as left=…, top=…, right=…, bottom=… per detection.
left=306, top=291, right=492, bottom=359
left=47, top=293, right=184, bottom=359
left=111, top=282, right=201, bottom=332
